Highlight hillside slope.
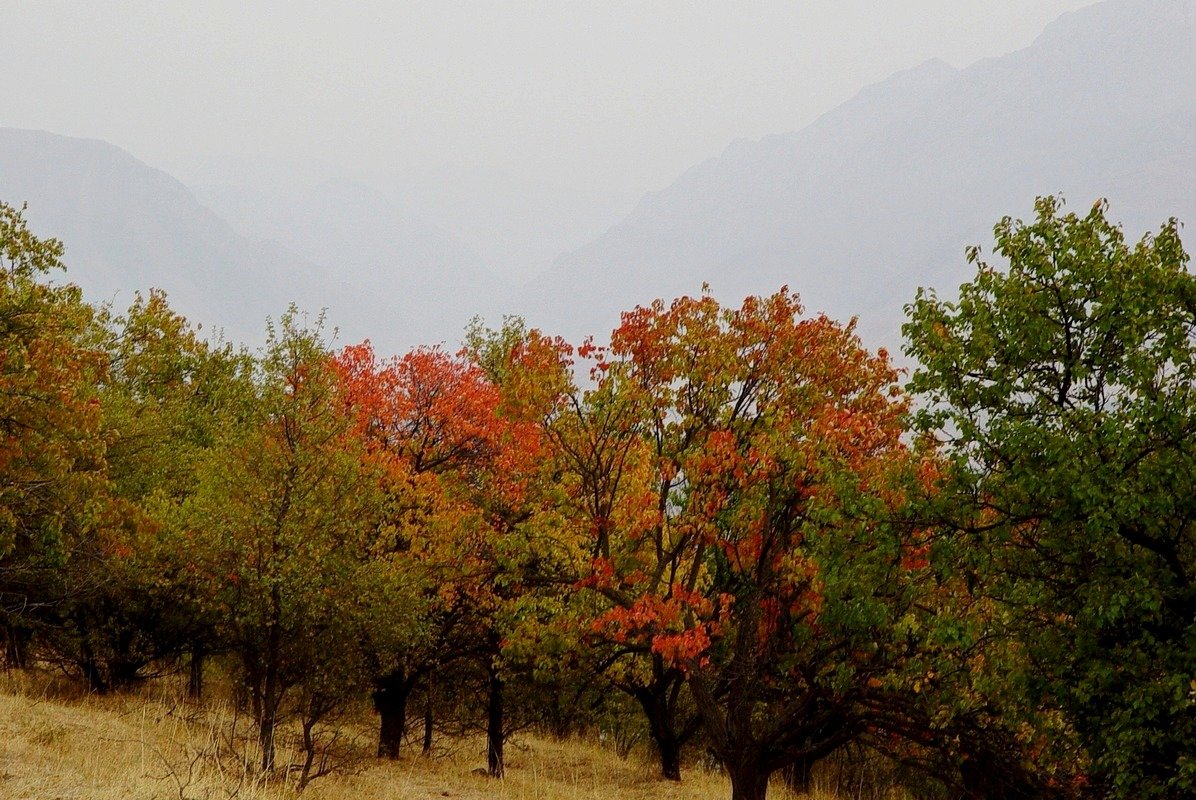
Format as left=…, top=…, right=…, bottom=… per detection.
left=0, top=128, right=335, bottom=346
left=0, top=678, right=735, bottom=800
left=524, top=0, right=1196, bottom=350
left=0, top=130, right=513, bottom=353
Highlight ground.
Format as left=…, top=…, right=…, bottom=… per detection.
left=0, top=671, right=777, bottom=800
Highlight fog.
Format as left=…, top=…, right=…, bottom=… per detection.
left=1, top=1, right=1097, bottom=281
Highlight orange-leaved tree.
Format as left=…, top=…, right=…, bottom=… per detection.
left=536, top=329, right=703, bottom=781
left=577, top=289, right=934, bottom=800
left=334, top=338, right=548, bottom=774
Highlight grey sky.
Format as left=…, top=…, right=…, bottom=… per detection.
left=2, top=1, right=1098, bottom=279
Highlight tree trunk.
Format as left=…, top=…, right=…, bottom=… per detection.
left=188, top=647, right=205, bottom=699
left=258, top=699, right=278, bottom=772
left=3, top=623, right=28, bottom=669
left=81, top=659, right=108, bottom=693
left=422, top=681, right=434, bottom=756
left=487, top=664, right=505, bottom=778
left=109, top=656, right=145, bottom=692
left=257, top=579, right=285, bottom=772
left=78, top=635, right=108, bottom=694
left=258, top=676, right=282, bottom=772
left=635, top=687, right=683, bottom=780
left=727, top=759, right=771, bottom=800
left=632, top=668, right=691, bottom=781
left=373, top=670, right=413, bottom=759
left=657, top=733, right=683, bottom=782
left=298, top=717, right=317, bottom=789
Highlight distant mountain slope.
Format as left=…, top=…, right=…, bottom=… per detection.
left=0, top=128, right=333, bottom=346
left=3, top=0, right=1191, bottom=356
left=524, top=0, right=1196, bottom=351
left=0, top=130, right=512, bottom=354
left=192, top=179, right=512, bottom=352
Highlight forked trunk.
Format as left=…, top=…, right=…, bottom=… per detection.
left=632, top=667, right=693, bottom=781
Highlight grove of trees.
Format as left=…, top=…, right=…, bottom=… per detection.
left=0, top=196, right=1190, bottom=799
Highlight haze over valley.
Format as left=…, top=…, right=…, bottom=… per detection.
left=1, top=0, right=1192, bottom=354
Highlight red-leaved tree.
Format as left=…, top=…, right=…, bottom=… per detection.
left=574, top=289, right=936, bottom=800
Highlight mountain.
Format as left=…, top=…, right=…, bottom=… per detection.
left=376, top=163, right=636, bottom=285
left=0, top=129, right=512, bottom=354
left=0, top=128, right=336, bottom=345
left=522, top=0, right=1196, bottom=352
left=3, top=0, right=1191, bottom=356
left=192, top=179, right=512, bottom=352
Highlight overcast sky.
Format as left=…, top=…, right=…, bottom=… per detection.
left=1, top=1, right=1100, bottom=277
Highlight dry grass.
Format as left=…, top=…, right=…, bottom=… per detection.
left=307, top=735, right=733, bottom=800
left=0, top=671, right=729, bottom=800
left=0, top=671, right=277, bottom=800
left=0, top=671, right=861, bottom=800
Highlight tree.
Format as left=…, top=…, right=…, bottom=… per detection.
left=183, top=309, right=387, bottom=772
left=47, top=290, right=251, bottom=695
left=461, top=319, right=596, bottom=774
left=541, top=337, right=703, bottom=781
left=578, top=289, right=936, bottom=800
left=904, top=197, right=1196, bottom=800
left=334, top=339, right=548, bottom=773
left=0, top=201, right=114, bottom=673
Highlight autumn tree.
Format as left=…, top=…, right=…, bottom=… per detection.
left=334, top=340, right=549, bottom=773
left=904, top=197, right=1196, bottom=800
left=461, top=319, right=601, bottom=771
left=530, top=332, right=703, bottom=781
left=182, top=309, right=389, bottom=772
left=0, top=201, right=113, bottom=673
left=39, top=290, right=254, bottom=694
left=575, top=289, right=941, bottom=800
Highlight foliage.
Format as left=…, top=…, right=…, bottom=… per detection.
left=40, top=291, right=254, bottom=692
left=0, top=202, right=109, bottom=562
left=181, top=309, right=392, bottom=770
left=333, top=334, right=557, bottom=770
left=563, top=289, right=942, bottom=799
left=905, top=196, right=1196, bottom=799
left=2, top=193, right=1194, bottom=800
left=0, top=202, right=123, bottom=681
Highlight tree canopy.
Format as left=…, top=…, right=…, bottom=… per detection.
left=1, top=196, right=1192, bottom=800
left=905, top=196, right=1196, bottom=800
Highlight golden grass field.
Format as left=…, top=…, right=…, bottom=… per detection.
left=0, top=671, right=846, bottom=800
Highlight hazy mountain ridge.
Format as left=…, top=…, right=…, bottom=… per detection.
left=0, top=128, right=513, bottom=353
left=1, top=0, right=1192, bottom=356
left=525, top=0, right=1196, bottom=351
left=0, top=127, right=335, bottom=345
left=193, top=178, right=513, bottom=350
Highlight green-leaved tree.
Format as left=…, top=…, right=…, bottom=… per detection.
left=905, top=197, right=1196, bottom=800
